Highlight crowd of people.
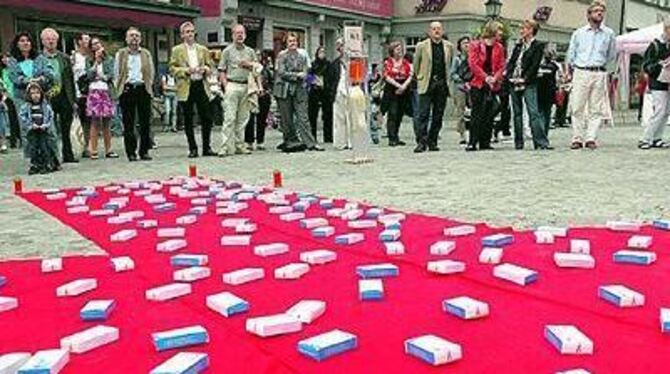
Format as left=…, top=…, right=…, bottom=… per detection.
left=1, top=0, right=668, bottom=175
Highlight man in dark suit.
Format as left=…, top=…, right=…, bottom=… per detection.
left=506, top=19, right=552, bottom=150
left=39, top=28, right=78, bottom=162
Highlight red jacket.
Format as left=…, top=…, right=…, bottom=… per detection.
left=468, top=39, right=506, bottom=91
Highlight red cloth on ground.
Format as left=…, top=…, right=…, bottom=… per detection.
left=0, top=182, right=669, bottom=373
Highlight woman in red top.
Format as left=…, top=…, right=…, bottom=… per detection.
left=382, top=41, right=413, bottom=146
left=467, top=21, right=506, bottom=151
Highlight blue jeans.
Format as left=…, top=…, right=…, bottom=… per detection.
left=511, top=84, right=549, bottom=149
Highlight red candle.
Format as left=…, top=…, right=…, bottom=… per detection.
left=189, top=164, right=197, bottom=177
left=13, top=177, right=23, bottom=194
left=273, top=170, right=283, bottom=188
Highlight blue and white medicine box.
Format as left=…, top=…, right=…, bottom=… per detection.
left=80, top=299, right=116, bottom=321
left=493, top=263, right=538, bottom=286
left=613, top=250, right=656, bottom=266
left=319, top=199, right=333, bottom=209
left=293, top=201, right=310, bottom=212
left=365, top=208, right=384, bottom=219
left=206, top=291, right=249, bottom=317
left=379, top=229, right=401, bottom=242
left=297, top=329, right=357, bottom=362
left=356, top=263, right=399, bottom=278
left=17, top=349, right=69, bottom=374
left=384, top=221, right=402, bottom=230
left=404, top=334, right=462, bottom=366
left=661, top=308, right=670, bottom=333
left=312, top=226, right=335, bottom=238
left=335, top=233, right=364, bottom=245
left=544, top=325, right=593, bottom=355
left=154, top=202, right=177, bottom=213
left=150, top=352, right=209, bottom=374
left=359, top=279, right=384, bottom=301
left=171, top=254, right=209, bottom=267
left=598, top=285, right=645, bottom=307
left=152, top=325, right=209, bottom=352
left=653, top=219, right=670, bottom=231
left=482, top=234, right=514, bottom=247
left=443, top=296, right=489, bottom=320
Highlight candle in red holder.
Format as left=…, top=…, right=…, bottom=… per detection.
left=189, top=164, right=197, bottom=177
left=13, top=177, right=23, bottom=194
left=273, top=170, right=283, bottom=188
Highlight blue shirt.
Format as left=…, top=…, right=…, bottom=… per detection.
left=567, top=24, right=616, bottom=68
left=127, top=53, right=143, bottom=84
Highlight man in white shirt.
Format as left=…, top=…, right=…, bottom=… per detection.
left=566, top=0, right=616, bottom=149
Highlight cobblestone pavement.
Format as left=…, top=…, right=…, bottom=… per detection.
left=1, top=117, right=669, bottom=259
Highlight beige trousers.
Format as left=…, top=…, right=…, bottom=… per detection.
left=452, top=88, right=467, bottom=137
left=570, top=69, right=609, bottom=143
left=333, top=92, right=352, bottom=149
left=220, top=82, right=250, bottom=154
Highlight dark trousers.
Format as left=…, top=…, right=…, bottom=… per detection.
left=52, top=93, right=74, bottom=161
left=210, top=96, right=223, bottom=130
left=245, top=94, right=270, bottom=144
left=386, top=94, right=406, bottom=143
left=470, top=87, right=497, bottom=149
left=180, top=80, right=212, bottom=153
left=638, top=94, right=644, bottom=121
left=495, top=91, right=511, bottom=136
left=26, top=129, right=51, bottom=170
left=511, top=85, right=550, bottom=149
left=77, top=96, right=90, bottom=151
left=308, top=88, right=333, bottom=143
left=415, top=81, right=447, bottom=146
left=119, top=84, right=152, bottom=158
left=5, top=97, right=21, bottom=148
left=538, top=98, right=553, bottom=137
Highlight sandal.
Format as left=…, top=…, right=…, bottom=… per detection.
left=652, top=139, right=669, bottom=149
left=105, top=152, right=119, bottom=159
left=90, top=152, right=99, bottom=160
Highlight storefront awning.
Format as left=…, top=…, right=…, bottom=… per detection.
left=3, top=0, right=200, bottom=28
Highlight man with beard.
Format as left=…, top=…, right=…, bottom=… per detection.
left=566, top=0, right=616, bottom=150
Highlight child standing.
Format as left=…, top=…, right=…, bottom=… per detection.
left=20, top=82, right=59, bottom=174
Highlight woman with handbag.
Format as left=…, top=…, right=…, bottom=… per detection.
left=85, top=37, right=118, bottom=159
left=382, top=41, right=413, bottom=147
left=466, top=21, right=506, bottom=151
left=537, top=46, right=559, bottom=137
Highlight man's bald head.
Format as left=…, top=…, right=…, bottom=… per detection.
left=428, top=21, right=444, bottom=42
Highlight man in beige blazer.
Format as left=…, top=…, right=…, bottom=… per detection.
left=413, top=21, right=454, bottom=153
left=170, top=21, right=216, bottom=158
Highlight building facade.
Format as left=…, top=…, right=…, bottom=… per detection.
left=392, top=0, right=591, bottom=56
left=194, top=0, right=392, bottom=63
left=0, top=0, right=200, bottom=70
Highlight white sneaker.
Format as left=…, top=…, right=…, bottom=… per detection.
left=0, top=144, right=7, bottom=154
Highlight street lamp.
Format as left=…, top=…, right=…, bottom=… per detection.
left=484, top=0, right=503, bottom=19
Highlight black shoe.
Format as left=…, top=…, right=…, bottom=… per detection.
left=413, top=144, right=427, bottom=153
left=397, top=140, right=407, bottom=146
left=428, top=145, right=440, bottom=152
left=515, top=144, right=524, bottom=150
left=276, top=142, right=287, bottom=151
left=140, top=154, right=152, bottom=161
left=28, top=166, right=40, bottom=175
left=63, top=158, right=79, bottom=163
left=389, top=141, right=398, bottom=147
left=202, top=149, right=217, bottom=157
left=81, top=150, right=90, bottom=159
left=480, top=145, right=495, bottom=150
left=539, top=146, right=554, bottom=150
left=458, top=140, right=467, bottom=145
left=308, top=145, right=325, bottom=152
left=465, top=145, right=477, bottom=152
left=188, top=150, right=199, bottom=158
left=128, top=155, right=138, bottom=162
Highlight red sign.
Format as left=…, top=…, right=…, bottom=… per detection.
left=192, top=0, right=221, bottom=17
left=296, top=0, right=393, bottom=18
